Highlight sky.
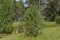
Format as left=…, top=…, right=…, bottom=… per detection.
left=16, top=0, right=20, bottom=1
left=16, top=0, right=26, bottom=2
left=22, top=0, right=26, bottom=2
left=22, top=0, right=28, bottom=7
left=16, top=0, right=28, bottom=7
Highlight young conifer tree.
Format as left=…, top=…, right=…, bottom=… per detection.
left=24, top=2, right=42, bottom=37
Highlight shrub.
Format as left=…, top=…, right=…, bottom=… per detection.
left=24, top=4, right=42, bottom=37
left=4, top=25, right=13, bottom=34
left=0, top=0, right=14, bottom=34
left=55, top=16, right=60, bottom=24
left=12, top=21, right=24, bottom=33
left=0, top=24, right=13, bottom=34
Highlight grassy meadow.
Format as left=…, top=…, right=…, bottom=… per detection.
left=0, top=22, right=60, bottom=40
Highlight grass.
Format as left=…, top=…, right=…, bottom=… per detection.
left=44, top=22, right=57, bottom=28
left=0, top=22, right=60, bottom=40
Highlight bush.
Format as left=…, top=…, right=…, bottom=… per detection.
left=12, top=21, right=24, bottom=33
left=55, top=16, right=60, bottom=24
left=0, top=24, right=13, bottom=34
left=24, top=4, right=42, bottom=37
left=0, top=0, right=14, bottom=34
left=4, top=26, right=13, bottom=34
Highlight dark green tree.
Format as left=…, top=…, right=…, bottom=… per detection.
left=24, top=3, right=42, bottom=37
left=0, top=0, right=14, bottom=34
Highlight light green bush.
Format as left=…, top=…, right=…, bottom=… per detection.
left=12, top=21, right=24, bottom=33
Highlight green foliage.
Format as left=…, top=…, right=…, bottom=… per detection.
left=0, top=0, right=14, bottom=34
left=55, top=16, right=60, bottom=24
left=0, top=25, right=60, bottom=40
left=12, top=21, right=24, bottom=33
left=4, top=25, right=13, bottom=34
left=0, top=0, right=25, bottom=34
left=24, top=4, right=42, bottom=37
left=44, top=1, right=56, bottom=21
left=12, top=22, right=20, bottom=27
left=13, top=0, right=25, bottom=20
